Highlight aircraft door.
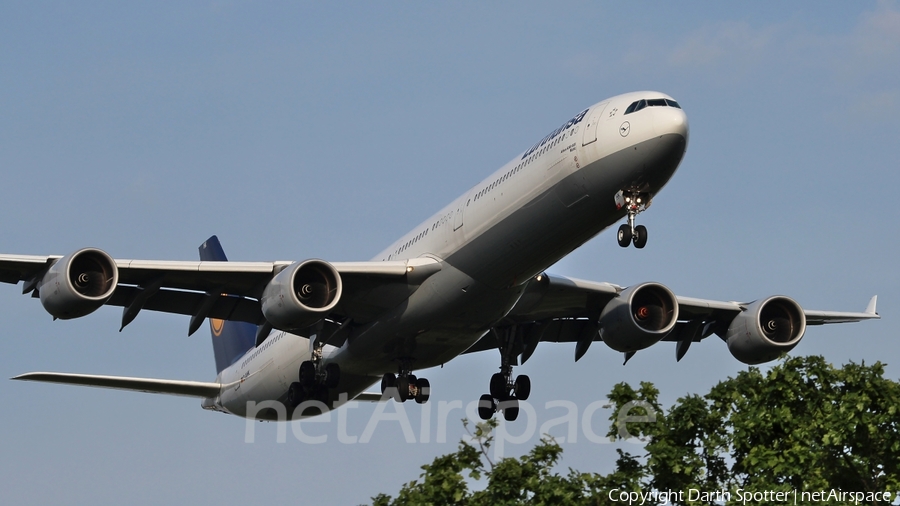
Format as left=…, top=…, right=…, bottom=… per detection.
left=581, top=102, right=608, bottom=146
left=453, top=196, right=468, bottom=231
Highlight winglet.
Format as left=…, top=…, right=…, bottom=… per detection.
left=865, top=295, right=878, bottom=315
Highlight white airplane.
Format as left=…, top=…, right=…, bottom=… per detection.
left=2, top=91, right=879, bottom=422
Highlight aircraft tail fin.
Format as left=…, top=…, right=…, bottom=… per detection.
left=199, top=236, right=257, bottom=374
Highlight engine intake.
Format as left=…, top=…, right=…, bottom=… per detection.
left=39, top=248, right=119, bottom=319
left=261, top=259, right=342, bottom=330
left=726, top=296, right=806, bottom=364
left=600, top=282, right=678, bottom=352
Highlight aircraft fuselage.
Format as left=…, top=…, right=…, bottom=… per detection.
left=209, top=91, right=689, bottom=419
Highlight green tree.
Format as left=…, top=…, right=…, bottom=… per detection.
left=372, top=419, right=638, bottom=506
left=607, top=356, right=900, bottom=504
left=372, top=356, right=900, bottom=506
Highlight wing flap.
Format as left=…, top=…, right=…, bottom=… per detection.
left=108, top=287, right=264, bottom=325
left=12, top=372, right=223, bottom=398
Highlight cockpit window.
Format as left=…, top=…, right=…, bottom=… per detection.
left=624, top=99, right=647, bottom=114
left=624, top=97, right=682, bottom=115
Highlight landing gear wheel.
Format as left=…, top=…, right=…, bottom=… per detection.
left=381, top=373, right=396, bottom=397
left=299, top=361, right=315, bottom=386
left=633, top=225, right=648, bottom=249
left=502, top=398, right=520, bottom=422
left=396, top=376, right=410, bottom=402
left=324, top=363, right=341, bottom=388
left=288, top=382, right=304, bottom=407
left=478, top=394, right=496, bottom=420
left=313, top=387, right=329, bottom=407
left=489, top=372, right=507, bottom=400
left=617, top=224, right=632, bottom=248
left=514, top=375, right=531, bottom=401
left=414, top=378, right=430, bottom=404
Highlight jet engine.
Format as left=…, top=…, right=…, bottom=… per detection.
left=726, top=296, right=806, bottom=365
left=39, top=248, right=119, bottom=319
left=261, top=259, right=342, bottom=329
left=599, top=282, right=678, bottom=352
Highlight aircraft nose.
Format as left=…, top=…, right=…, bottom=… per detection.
left=656, top=106, right=689, bottom=146
left=636, top=105, right=689, bottom=189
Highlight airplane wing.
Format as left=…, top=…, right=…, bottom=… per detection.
left=0, top=251, right=441, bottom=337
left=466, top=273, right=879, bottom=363
left=11, top=372, right=224, bottom=398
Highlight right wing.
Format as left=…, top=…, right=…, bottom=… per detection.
left=0, top=245, right=441, bottom=338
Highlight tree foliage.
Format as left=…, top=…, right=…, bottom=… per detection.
left=372, top=356, right=900, bottom=506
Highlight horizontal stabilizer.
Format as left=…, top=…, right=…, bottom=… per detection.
left=12, top=372, right=223, bottom=398
left=353, top=391, right=387, bottom=402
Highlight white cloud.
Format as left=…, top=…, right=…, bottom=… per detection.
left=852, top=0, right=900, bottom=61
left=668, top=21, right=777, bottom=68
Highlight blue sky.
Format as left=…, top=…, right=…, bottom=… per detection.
left=1, top=2, right=898, bottom=504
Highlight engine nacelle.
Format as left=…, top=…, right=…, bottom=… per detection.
left=39, top=248, right=119, bottom=319
left=261, top=259, right=342, bottom=330
left=599, top=282, right=678, bottom=352
left=726, top=296, right=806, bottom=365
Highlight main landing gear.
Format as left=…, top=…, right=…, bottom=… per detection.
left=381, top=361, right=431, bottom=404
left=478, top=327, right=531, bottom=422
left=616, top=190, right=650, bottom=249
left=287, top=345, right=341, bottom=408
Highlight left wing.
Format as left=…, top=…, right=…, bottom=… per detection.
left=466, top=273, right=879, bottom=364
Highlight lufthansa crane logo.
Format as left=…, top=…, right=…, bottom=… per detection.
left=619, top=121, right=630, bottom=137
left=211, top=318, right=225, bottom=336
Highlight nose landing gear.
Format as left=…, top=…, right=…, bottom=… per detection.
left=616, top=190, right=650, bottom=249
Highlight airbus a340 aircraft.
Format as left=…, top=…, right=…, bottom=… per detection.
left=2, top=91, right=879, bottom=422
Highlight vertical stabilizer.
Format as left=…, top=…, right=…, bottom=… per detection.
left=199, top=236, right=257, bottom=374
